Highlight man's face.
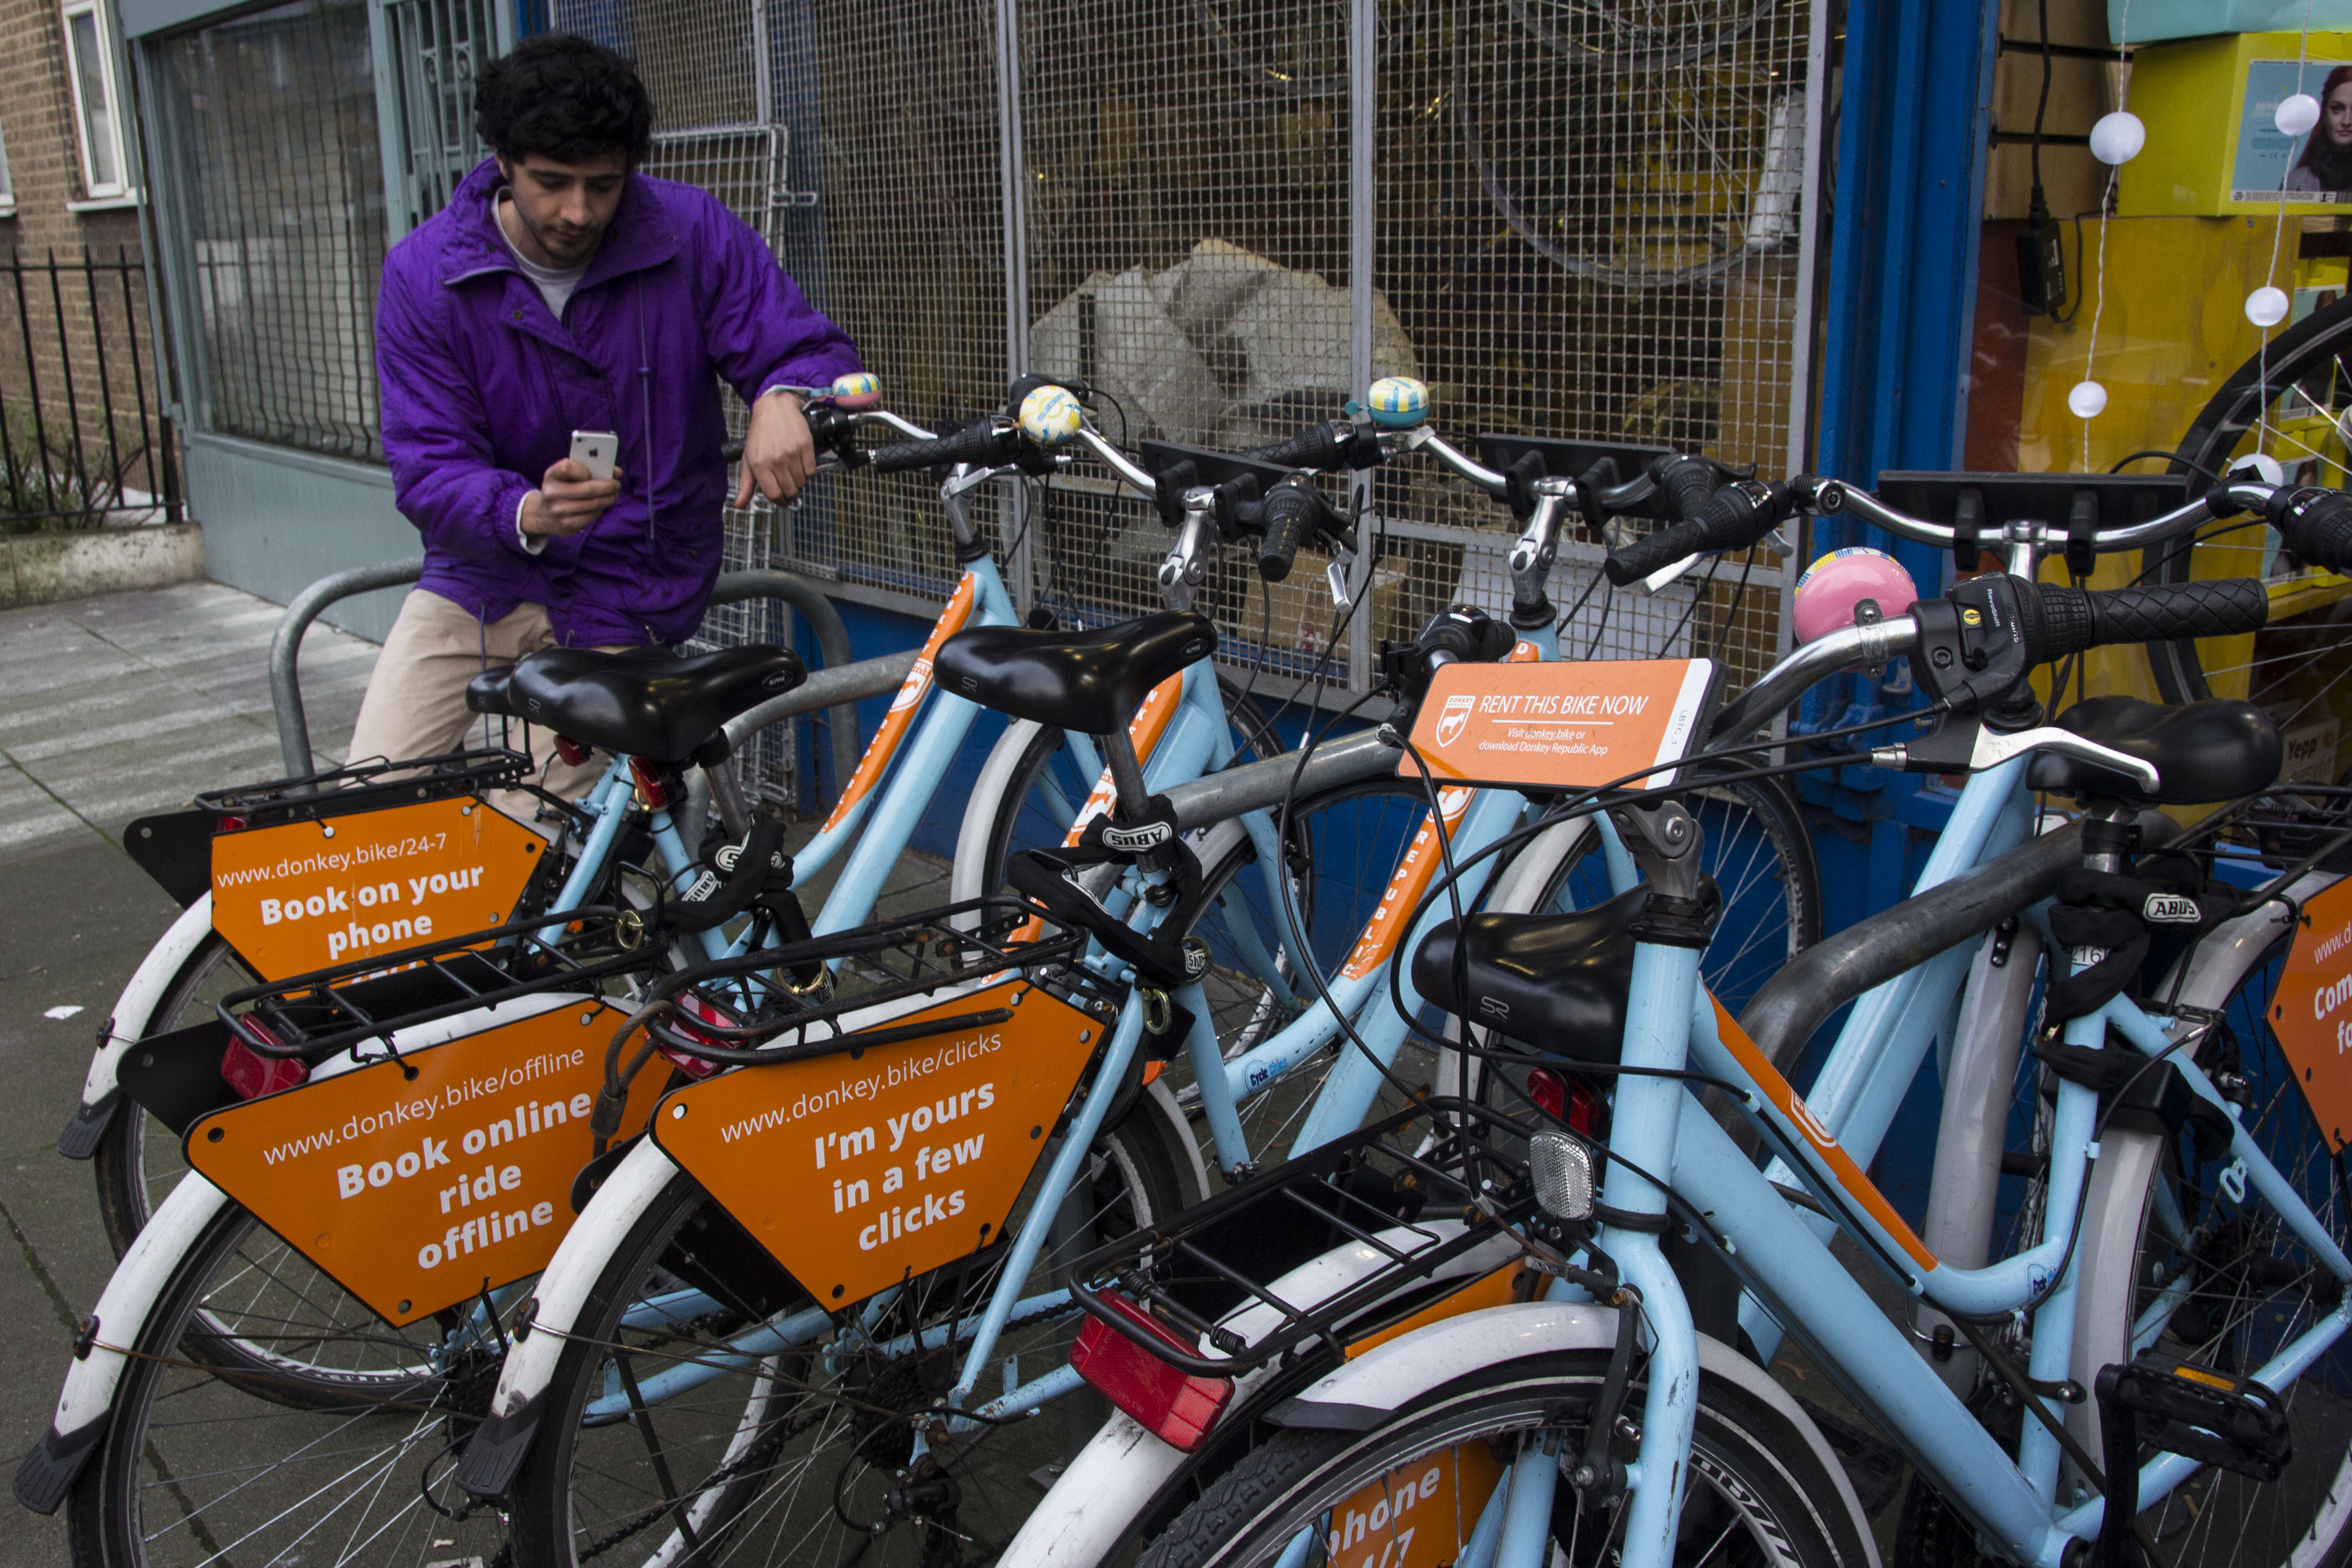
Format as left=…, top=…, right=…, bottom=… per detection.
left=497, top=149, right=629, bottom=267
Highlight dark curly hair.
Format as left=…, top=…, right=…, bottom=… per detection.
left=474, top=33, right=652, bottom=168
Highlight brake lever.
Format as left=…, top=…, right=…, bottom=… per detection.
left=1969, top=727, right=2161, bottom=791
left=1641, top=553, right=1706, bottom=595
left=1870, top=724, right=2160, bottom=792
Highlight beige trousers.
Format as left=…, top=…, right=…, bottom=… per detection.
left=346, top=589, right=616, bottom=811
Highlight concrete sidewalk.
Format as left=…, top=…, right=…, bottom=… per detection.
left=0, top=581, right=379, bottom=1562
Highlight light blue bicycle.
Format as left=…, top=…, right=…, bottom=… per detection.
left=1127, top=481, right=2352, bottom=1568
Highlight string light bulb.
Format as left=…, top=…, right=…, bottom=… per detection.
left=2068, top=380, right=2108, bottom=419
left=2247, top=286, right=2291, bottom=327
left=2279, top=93, right=2323, bottom=138
left=2089, top=110, right=2146, bottom=165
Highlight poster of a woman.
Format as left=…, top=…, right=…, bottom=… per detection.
left=2288, top=64, right=2352, bottom=193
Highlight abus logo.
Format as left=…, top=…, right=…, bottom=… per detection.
left=890, top=659, right=933, bottom=713
left=2144, top=893, right=2200, bottom=924
left=1101, top=821, right=1172, bottom=851
left=1435, top=693, right=1475, bottom=749
left=761, top=670, right=797, bottom=689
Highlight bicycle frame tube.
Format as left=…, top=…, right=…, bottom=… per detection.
left=533, top=763, right=636, bottom=945
left=1594, top=940, right=1702, bottom=1568
left=806, top=562, right=1020, bottom=935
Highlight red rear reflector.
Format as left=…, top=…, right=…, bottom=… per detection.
left=1070, top=1292, right=1233, bottom=1452
left=554, top=736, right=591, bottom=767
left=657, top=996, right=728, bottom=1079
left=627, top=756, right=671, bottom=808
left=221, top=1025, right=306, bottom=1100
left=1567, top=1077, right=1602, bottom=1137
left=1527, top=1067, right=1565, bottom=1121
left=213, top=815, right=247, bottom=835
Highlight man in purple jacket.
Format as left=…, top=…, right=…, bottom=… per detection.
left=348, top=33, right=861, bottom=797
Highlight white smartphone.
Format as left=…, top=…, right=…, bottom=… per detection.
left=569, top=429, right=618, bottom=482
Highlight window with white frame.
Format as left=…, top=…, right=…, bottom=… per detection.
left=60, top=0, right=129, bottom=200
left=0, top=112, right=16, bottom=216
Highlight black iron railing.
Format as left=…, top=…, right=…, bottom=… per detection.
left=1, top=246, right=182, bottom=528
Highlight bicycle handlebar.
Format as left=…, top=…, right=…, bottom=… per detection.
left=1256, top=480, right=1322, bottom=582
left=1242, top=422, right=1355, bottom=473
left=2263, top=485, right=2352, bottom=572
left=2025, top=579, right=2270, bottom=662
left=1603, top=478, right=1801, bottom=585
left=869, top=421, right=1013, bottom=474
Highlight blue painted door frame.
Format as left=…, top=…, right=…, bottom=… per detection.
left=1798, top=0, right=2001, bottom=1221
left=1802, top=0, right=2000, bottom=921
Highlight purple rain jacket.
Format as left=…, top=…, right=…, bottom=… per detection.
left=374, top=157, right=862, bottom=647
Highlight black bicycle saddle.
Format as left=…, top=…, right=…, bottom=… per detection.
left=933, top=612, right=1215, bottom=734
left=1412, top=886, right=1646, bottom=1063
left=465, top=644, right=805, bottom=764
left=2026, top=695, right=2281, bottom=805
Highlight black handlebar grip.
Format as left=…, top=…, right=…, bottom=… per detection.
left=2273, top=487, right=2352, bottom=573
left=1257, top=481, right=1321, bottom=582
left=1600, top=481, right=1792, bottom=586
left=1242, top=423, right=1347, bottom=473
left=720, top=439, right=746, bottom=462
left=1651, top=454, right=1720, bottom=522
left=869, top=422, right=1006, bottom=474
left=1602, top=516, right=1722, bottom=586
left=2032, top=580, right=2270, bottom=662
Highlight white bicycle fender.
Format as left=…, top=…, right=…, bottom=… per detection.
left=999, top=1224, right=1521, bottom=1568
left=13, top=1168, right=231, bottom=1512
left=952, top=718, right=1049, bottom=904
left=453, top=1133, right=684, bottom=1501
left=61, top=894, right=218, bottom=1157
left=1270, top=1301, right=1879, bottom=1568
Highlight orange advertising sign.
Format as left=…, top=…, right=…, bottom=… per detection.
left=654, top=980, right=1103, bottom=1307
left=2271, top=877, right=2352, bottom=1150
left=1326, top=1442, right=1505, bottom=1568
left=1403, top=659, right=1718, bottom=792
left=1338, top=785, right=1473, bottom=983
left=184, top=1001, right=664, bottom=1326
left=210, top=796, right=546, bottom=979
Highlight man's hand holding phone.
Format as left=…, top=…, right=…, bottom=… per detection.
left=522, top=434, right=623, bottom=539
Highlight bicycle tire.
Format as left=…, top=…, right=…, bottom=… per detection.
left=2155, top=290, right=2352, bottom=706
left=1136, top=1347, right=1870, bottom=1568
left=93, top=929, right=252, bottom=1253
left=505, top=1114, right=1193, bottom=1568
left=2068, top=913, right=2352, bottom=1568
left=68, top=1198, right=513, bottom=1568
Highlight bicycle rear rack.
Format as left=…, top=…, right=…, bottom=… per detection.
left=218, top=904, right=656, bottom=1059
left=197, top=748, right=535, bottom=830
left=630, top=896, right=1113, bottom=1072
left=1066, top=1097, right=1546, bottom=1378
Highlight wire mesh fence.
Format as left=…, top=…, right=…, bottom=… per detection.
left=549, top=0, right=1818, bottom=702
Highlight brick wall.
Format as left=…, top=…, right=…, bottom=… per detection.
left=0, top=0, right=179, bottom=523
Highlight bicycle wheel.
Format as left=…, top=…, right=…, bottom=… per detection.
left=67, top=1201, right=517, bottom=1568
left=1137, top=1347, right=1870, bottom=1568
left=2155, top=291, right=2352, bottom=711
left=94, top=929, right=255, bottom=1251
left=2072, top=919, right=2352, bottom=1568
left=505, top=1115, right=1192, bottom=1568
left=972, top=715, right=1437, bottom=1170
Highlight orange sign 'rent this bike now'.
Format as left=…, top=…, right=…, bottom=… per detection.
left=209, top=796, right=547, bottom=979
left=1403, top=659, right=1717, bottom=793
left=184, top=1001, right=665, bottom=1326
left=653, top=979, right=1104, bottom=1308
left=2270, top=876, right=2352, bottom=1151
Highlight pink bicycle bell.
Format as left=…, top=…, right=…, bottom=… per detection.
left=1792, top=548, right=1918, bottom=648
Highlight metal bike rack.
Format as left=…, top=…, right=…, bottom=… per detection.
left=266, top=559, right=882, bottom=798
